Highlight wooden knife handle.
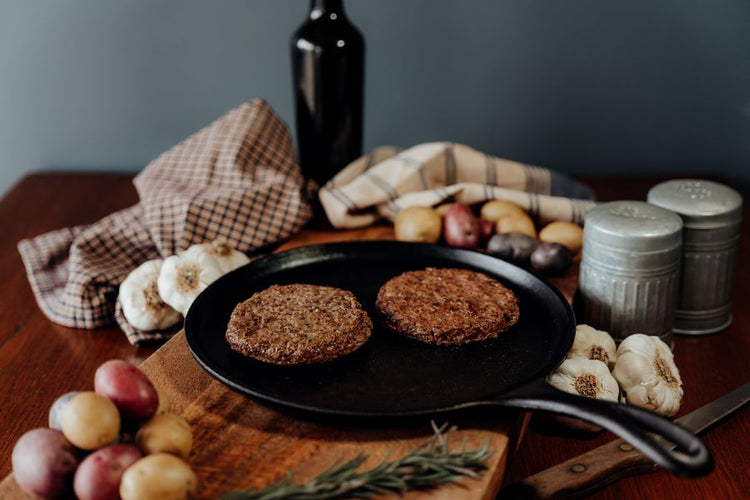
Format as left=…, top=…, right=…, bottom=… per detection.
left=498, top=439, right=659, bottom=499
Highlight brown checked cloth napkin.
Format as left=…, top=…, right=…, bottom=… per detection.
left=18, top=99, right=312, bottom=344
left=320, top=142, right=596, bottom=228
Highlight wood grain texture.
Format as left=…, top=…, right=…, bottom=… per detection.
left=1, top=172, right=748, bottom=500
left=0, top=172, right=156, bottom=480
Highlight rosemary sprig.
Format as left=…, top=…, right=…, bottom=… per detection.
left=221, top=422, right=495, bottom=500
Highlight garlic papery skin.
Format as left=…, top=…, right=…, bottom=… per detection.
left=567, top=324, right=617, bottom=369
left=612, top=334, right=683, bottom=417
left=183, top=240, right=250, bottom=274
left=548, top=358, right=620, bottom=401
left=119, top=259, right=182, bottom=331
left=157, top=250, right=224, bottom=315
left=547, top=358, right=620, bottom=432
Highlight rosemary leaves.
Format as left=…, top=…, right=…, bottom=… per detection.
left=221, top=423, right=494, bottom=500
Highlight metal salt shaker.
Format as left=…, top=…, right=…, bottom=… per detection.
left=647, top=179, right=742, bottom=334
left=579, top=201, right=683, bottom=345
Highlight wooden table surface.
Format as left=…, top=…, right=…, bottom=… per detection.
left=1, top=172, right=749, bottom=499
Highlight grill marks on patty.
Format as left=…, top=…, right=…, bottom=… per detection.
left=226, top=284, right=372, bottom=365
left=376, top=268, right=520, bottom=345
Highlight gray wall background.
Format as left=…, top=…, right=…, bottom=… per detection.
left=1, top=1, right=749, bottom=196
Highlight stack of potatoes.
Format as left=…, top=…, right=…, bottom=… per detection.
left=11, top=360, right=197, bottom=500
left=393, top=200, right=583, bottom=275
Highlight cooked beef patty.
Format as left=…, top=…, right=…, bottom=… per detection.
left=376, top=268, right=520, bottom=345
left=226, top=284, right=373, bottom=365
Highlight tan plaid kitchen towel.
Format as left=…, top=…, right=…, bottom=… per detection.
left=18, top=99, right=312, bottom=344
left=320, top=142, right=596, bottom=228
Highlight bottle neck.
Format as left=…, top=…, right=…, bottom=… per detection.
left=310, top=0, right=345, bottom=20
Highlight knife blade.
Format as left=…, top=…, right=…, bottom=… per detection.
left=498, top=381, right=750, bottom=500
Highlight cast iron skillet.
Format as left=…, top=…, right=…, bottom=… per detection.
left=184, top=241, right=712, bottom=477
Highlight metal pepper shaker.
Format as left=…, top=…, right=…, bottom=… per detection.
left=647, top=179, right=742, bottom=334
left=579, top=201, right=683, bottom=345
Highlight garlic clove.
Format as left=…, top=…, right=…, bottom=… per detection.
left=612, top=334, right=683, bottom=417
left=119, top=259, right=182, bottom=331
left=182, top=240, right=250, bottom=274
left=547, top=357, right=620, bottom=432
left=157, top=251, right=225, bottom=315
left=567, top=324, right=617, bottom=369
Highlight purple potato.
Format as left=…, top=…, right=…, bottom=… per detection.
left=12, top=428, right=78, bottom=499
left=48, top=391, right=82, bottom=431
left=74, top=444, right=142, bottom=500
left=443, top=203, right=481, bottom=249
left=487, top=232, right=538, bottom=264
left=531, top=242, right=572, bottom=275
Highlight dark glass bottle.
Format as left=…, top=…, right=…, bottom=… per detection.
left=291, top=0, right=365, bottom=186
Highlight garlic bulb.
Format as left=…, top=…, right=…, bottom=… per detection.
left=157, top=248, right=225, bottom=315
left=548, top=357, right=620, bottom=432
left=612, top=334, right=683, bottom=417
left=182, top=240, right=250, bottom=274
left=567, top=324, right=617, bottom=369
left=119, top=260, right=182, bottom=331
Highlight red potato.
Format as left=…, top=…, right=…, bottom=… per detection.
left=73, top=444, right=142, bottom=500
left=12, top=428, right=78, bottom=499
left=95, top=360, right=159, bottom=421
left=478, top=219, right=495, bottom=244
left=443, top=203, right=481, bottom=249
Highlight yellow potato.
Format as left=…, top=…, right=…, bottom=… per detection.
left=119, top=453, right=197, bottom=500
left=154, top=385, right=171, bottom=415
left=480, top=200, right=526, bottom=222
left=434, top=203, right=454, bottom=217
left=496, top=212, right=537, bottom=239
left=61, top=392, right=120, bottom=450
left=135, top=413, right=192, bottom=459
left=394, top=206, right=442, bottom=243
left=539, top=221, right=584, bottom=253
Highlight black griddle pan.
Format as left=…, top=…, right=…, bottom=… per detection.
left=184, top=241, right=712, bottom=477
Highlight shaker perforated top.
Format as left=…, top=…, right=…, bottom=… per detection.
left=583, top=200, right=683, bottom=254
left=647, top=179, right=742, bottom=229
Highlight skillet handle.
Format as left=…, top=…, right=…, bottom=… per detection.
left=494, top=379, right=713, bottom=477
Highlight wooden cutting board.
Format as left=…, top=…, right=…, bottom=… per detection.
left=1, top=227, right=579, bottom=499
